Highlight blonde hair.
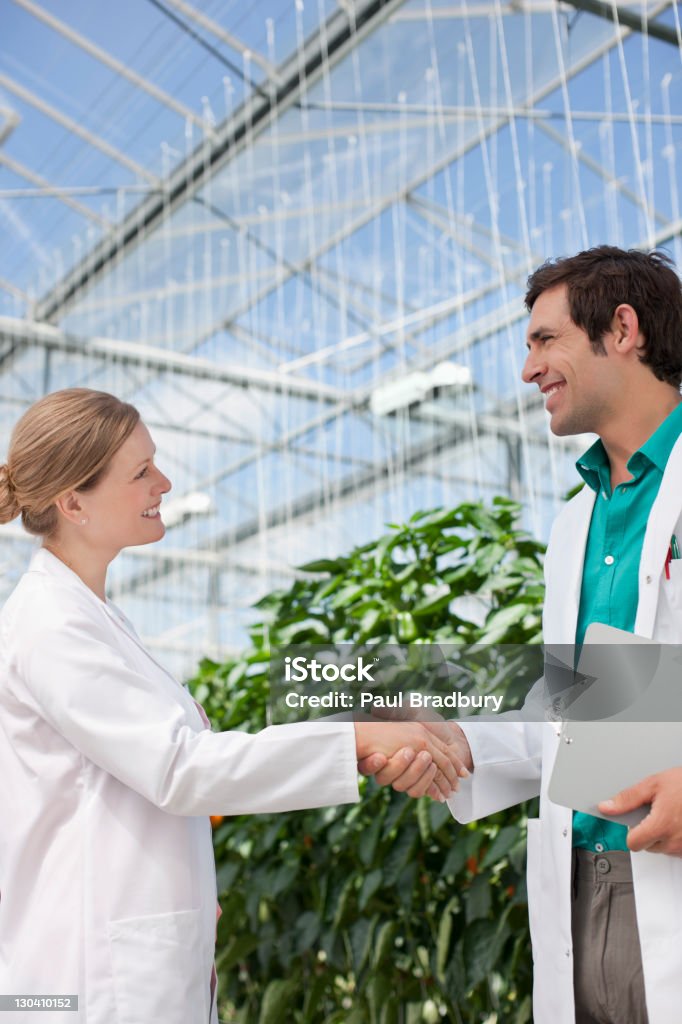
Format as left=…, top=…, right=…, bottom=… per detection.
left=0, top=389, right=140, bottom=537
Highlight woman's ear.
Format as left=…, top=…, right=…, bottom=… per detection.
left=54, top=491, right=88, bottom=527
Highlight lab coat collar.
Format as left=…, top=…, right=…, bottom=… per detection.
left=29, top=545, right=105, bottom=598
left=28, top=547, right=184, bottom=690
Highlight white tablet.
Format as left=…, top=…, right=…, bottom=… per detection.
left=547, top=624, right=682, bottom=827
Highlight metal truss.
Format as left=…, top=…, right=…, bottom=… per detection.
left=11, top=0, right=212, bottom=131
left=188, top=0, right=674, bottom=366
left=0, top=316, right=346, bottom=405
left=32, top=0, right=407, bottom=323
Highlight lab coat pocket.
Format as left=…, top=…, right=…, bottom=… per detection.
left=525, top=818, right=542, bottom=964
left=108, top=908, right=208, bottom=1024
left=667, top=559, right=682, bottom=610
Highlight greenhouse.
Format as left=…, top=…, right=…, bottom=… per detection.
left=2, top=0, right=680, bottom=673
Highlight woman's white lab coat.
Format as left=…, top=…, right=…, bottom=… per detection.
left=449, top=435, right=682, bottom=1024
left=0, top=548, right=359, bottom=1023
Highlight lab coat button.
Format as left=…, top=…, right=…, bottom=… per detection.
left=565, top=949, right=571, bottom=957
left=562, top=827, right=568, bottom=837
left=645, top=575, right=652, bottom=584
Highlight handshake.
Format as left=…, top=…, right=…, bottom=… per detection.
left=353, top=712, right=474, bottom=802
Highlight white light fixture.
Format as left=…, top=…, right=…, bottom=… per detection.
left=370, top=360, right=472, bottom=417
left=161, top=492, right=213, bottom=529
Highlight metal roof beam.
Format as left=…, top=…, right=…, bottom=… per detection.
left=0, top=151, right=108, bottom=226
left=112, top=394, right=555, bottom=595
left=11, top=0, right=211, bottom=132
left=32, top=0, right=406, bottom=323
left=534, top=118, right=669, bottom=227
left=0, top=317, right=346, bottom=404
left=199, top=10, right=666, bottom=350
left=0, top=522, right=295, bottom=576
left=560, top=0, right=680, bottom=46
left=297, top=99, right=682, bottom=126
left=0, top=73, right=160, bottom=185
left=161, top=0, right=280, bottom=82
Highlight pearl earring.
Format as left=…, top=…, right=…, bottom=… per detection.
left=80, top=519, right=87, bottom=525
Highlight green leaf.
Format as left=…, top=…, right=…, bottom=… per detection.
left=258, top=978, right=299, bottom=1024
left=270, top=862, right=299, bottom=897
left=359, top=606, right=384, bottom=640
left=382, top=823, right=418, bottom=885
left=358, top=815, right=383, bottom=867
left=276, top=618, right=330, bottom=644
left=473, top=542, right=507, bottom=576
left=479, top=825, right=522, bottom=870
left=350, top=914, right=379, bottom=974
left=330, top=583, right=367, bottom=610
left=297, top=558, right=348, bottom=573
left=464, top=912, right=512, bottom=988
left=373, top=531, right=401, bottom=569
left=215, top=859, right=241, bottom=894
left=412, top=583, right=452, bottom=616
left=465, top=873, right=492, bottom=923
left=358, top=868, right=383, bottom=910
left=436, top=895, right=458, bottom=974
left=373, top=919, right=399, bottom=966
left=478, top=603, right=529, bottom=642
left=416, top=798, right=431, bottom=844
left=295, top=910, right=320, bottom=953
left=429, top=799, right=454, bottom=833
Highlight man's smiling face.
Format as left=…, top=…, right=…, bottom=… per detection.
left=522, top=284, right=619, bottom=437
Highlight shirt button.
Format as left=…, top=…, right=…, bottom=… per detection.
left=604, top=555, right=615, bottom=566
left=595, top=843, right=605, bottom=852
left=596, top=857, right=611, bottom=874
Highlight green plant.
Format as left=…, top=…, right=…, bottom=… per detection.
left=188, top=498, right=545, bottom=1023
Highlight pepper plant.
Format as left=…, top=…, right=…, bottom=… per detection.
left=187, top=497, right=545, bottom=1024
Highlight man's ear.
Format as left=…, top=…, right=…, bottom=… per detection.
left=609, top=303, right=642, bottom=354
left=54, top=490, right=87, bottom=527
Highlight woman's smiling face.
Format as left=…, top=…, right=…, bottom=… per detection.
left=75, top=421, right=172, bottom=556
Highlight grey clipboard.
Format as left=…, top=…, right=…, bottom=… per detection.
left=548, top=624, right=682, bottom=827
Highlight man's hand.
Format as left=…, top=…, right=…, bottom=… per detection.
left=354, top=719, right=470, bottom=801
left=599, top=766, right=682, bottom=855
left=357, top=719, right=473, bottom=801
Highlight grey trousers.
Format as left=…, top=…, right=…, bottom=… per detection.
left=571, top=849, right=649, bottom=1024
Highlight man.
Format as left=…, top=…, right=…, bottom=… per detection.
left=362, top=246, right=682, bottom=1024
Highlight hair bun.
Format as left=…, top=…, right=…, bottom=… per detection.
left=0, top=464, right=21, bottom=523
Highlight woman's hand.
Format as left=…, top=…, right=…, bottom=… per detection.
left=354, top=719, right=470, bottom=801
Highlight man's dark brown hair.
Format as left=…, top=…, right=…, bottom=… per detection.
left=524, top=245, right=682, bottom=388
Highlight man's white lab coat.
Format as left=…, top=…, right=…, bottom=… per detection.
left=0, top=548, right=359, bottom=1023
left=449, top=435, right=682, bottom=1024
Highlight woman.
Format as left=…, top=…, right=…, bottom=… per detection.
left=0, top=389, right=464, bottom=1024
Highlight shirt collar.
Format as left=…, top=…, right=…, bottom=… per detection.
left=576, top=401, right=682, bottom=494
left=636, top=400, right=682, bottom=473
left=576, top=438, right=611, bottom=495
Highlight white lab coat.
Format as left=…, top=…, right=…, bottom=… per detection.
left=0, top=548, right=359, bottom=1024
left=449, top=435, right=682, bottom=1024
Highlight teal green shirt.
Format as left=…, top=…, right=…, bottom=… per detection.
left=573, top=402, right=682, bottom=852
